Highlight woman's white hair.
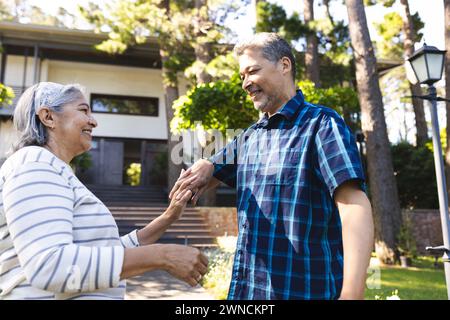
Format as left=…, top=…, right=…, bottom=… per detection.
left=11, top=82, right=86, bottom=153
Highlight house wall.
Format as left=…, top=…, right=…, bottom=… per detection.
left=0, top=120, right=17, bottom=164
left=47, top=60, right=189, bottom=141
left=1, top=57, right=191, bottom=161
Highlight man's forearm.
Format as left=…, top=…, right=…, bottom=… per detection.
left=338, top=195, right=374, bottom=299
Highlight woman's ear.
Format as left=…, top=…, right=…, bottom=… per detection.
left=36, top=107, right=55, bottom=129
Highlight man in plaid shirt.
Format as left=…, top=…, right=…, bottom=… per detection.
left=170, top=33, right=374, bottom=300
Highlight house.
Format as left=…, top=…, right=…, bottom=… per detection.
left=0, top=21, right=191, bottom=190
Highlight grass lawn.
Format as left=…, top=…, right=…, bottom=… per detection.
left=365, top=256, right=447, bottom=300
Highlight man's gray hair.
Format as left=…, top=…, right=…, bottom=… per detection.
left=11, top=82, right=86, bottom=153
left=233, top=32, right=296, bottom=81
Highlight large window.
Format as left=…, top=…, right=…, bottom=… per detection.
left=91, top=94, right=159, bottom=116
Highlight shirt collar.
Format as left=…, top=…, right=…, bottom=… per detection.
left=276, top=89, right=305, bottom=121
left=254, top=90, right=305, bottom=128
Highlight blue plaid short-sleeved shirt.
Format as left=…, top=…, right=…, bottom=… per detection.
left=210, top=90, right=365, bottom=300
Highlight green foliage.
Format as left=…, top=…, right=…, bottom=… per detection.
left=397, top=217, right=417, bottom=257
left=298, top=80, right=360, bottom=129
left=0, top=83, right=15, bottom=107
left=70, top=152, right=92, bottom=174
left=255, top=1, right=308, bottom=43
left=374, top=12, right=404, bottom=59
left=425, top=128, right=446, bottom=155
left=171, top=73, right=258, bottom=134
left=255, top=1, right=286, bottom=33
left=79, top=0, right=232, bottom=87
left=391, top=142, right=439, bottom=209
left=0, top=0, right=76, bottom=27
left=200, top=236, right=236, bottom=299
left=373, top=9, right=424, bottom=59
left=126, top=163, right=141, bottom=186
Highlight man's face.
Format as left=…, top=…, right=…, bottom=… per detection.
left=238, top=48, right=285, bottom=114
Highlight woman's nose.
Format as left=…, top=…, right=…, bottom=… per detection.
left=89, top=115, right=98, bottom=128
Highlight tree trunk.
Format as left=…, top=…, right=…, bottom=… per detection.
left=322, top=0, right=335, bottom=26
left=193, top=0, right=213, bottom=84
left=399, top=0, right=428, bottom=146
left=162, top=50, right=183, bottom=190
left=345, top=0, right=402, bottom=264
left=160, top=0, right=183, bottom=190
left=193, top=0, right=216, bottom=206
left=304, top=0, right=320, bottom=87
left=444, top=0, right=450, bottom=202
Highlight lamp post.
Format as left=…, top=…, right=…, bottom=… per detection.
left=406, top=43, right=450, bottom=298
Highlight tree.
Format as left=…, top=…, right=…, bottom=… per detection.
left=369, top=0, right=427, bottom=146
left=399, top=0, right=427, bottom=146
left=345, top=0, right=402, bottom=264
left=445, top=0, right=450, bottom=202
left=304, top=0, right=321, bottom=86
left=0, top=83, right=14, bottom=107
left=0, top=0, right=76, bottom=28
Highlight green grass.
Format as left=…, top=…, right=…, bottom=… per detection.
left=365, top=257, right=447, bottom=300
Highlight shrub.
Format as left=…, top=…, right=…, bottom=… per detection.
left=200, top=236, right=237, bottom=299
left=391, top=142, right=438, bottom=209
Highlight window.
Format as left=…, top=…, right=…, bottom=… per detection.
left=91, top=94, right=159, bottom=116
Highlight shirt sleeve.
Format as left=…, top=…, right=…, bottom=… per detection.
left=119, top=229, right=140, bottom=248
left=3, top=161, right=124, bottom=294
left=314, top=113, right=366, bottom=198
left=209, top=136, right=239, bottom=188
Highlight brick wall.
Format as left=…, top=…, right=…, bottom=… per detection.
left=197, top=207, right=238, bottom=237
left=196, top=207, right=446, bottom=255
left=403, top=209, right=444, bottom=255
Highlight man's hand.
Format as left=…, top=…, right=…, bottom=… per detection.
left=169, top=159, right=215, bottom=205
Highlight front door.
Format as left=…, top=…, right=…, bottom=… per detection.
left=101, top=140, right=124, bottom=185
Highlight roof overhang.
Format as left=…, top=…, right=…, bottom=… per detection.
left=0, top=21, right=162, bottom=68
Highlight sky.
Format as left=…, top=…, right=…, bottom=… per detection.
left=25, top=0, right=448, bottom=144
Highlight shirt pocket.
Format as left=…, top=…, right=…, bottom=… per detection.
left=256, top=148, right=300, bottom=185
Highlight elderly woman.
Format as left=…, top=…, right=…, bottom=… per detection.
left=0, top=82, right=208, bottom=300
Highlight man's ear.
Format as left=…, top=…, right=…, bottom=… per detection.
left=280, top=57, right=292, bottom=76
left=36, top=107, right=55, bottom=129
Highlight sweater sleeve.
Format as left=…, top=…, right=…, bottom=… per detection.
left=3, top=161, right=124, bottom=293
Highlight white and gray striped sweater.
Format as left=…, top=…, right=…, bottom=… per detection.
left=0, top=146, right=140, bottom=299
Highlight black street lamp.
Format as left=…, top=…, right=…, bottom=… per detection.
left=406, top=43, right=450, bottom=299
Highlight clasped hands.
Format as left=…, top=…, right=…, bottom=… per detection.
left=169, top=159, right=214, bottom=205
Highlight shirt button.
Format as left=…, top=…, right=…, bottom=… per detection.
left=237, top=249, right=243, bottom=255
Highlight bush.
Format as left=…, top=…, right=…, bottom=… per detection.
left=200, top=236, right=237, bottom=299
left=391, top=142, right=438, bottom=209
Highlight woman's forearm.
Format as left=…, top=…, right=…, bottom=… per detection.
left=120, top=244, right=167, bottom=280
left=136, top=211, right=177, bottom=246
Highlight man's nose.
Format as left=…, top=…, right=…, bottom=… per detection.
left=242, top=76, right=250, bottom=91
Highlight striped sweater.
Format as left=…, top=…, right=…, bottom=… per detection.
left=0, top=146, right=140, bottom=300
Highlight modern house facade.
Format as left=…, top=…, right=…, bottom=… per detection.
left=0, top=21, right=190, bottom=188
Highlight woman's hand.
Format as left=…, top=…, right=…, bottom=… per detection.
left=165, top=184, right=193, bottom=221
left=163, top=244, right=209, bottom=287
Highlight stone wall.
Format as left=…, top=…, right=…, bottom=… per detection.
left=404, top=209, right=444, bottom=255
left=196, top=207, right=445, bottom=255
left=197, top=207, right=238, bottom=237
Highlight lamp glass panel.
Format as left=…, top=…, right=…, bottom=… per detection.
left=410, top=54, right=428, bottom=83
left=426, top=53, right=444, bottom=80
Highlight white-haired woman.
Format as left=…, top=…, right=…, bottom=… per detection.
left=0, top=82, right=208, bottom=300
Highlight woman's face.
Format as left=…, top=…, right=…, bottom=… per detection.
left=51, top=95, right=98, bottom=158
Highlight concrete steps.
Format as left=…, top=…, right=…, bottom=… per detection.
left=110, top=206, right=217, bottom=247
